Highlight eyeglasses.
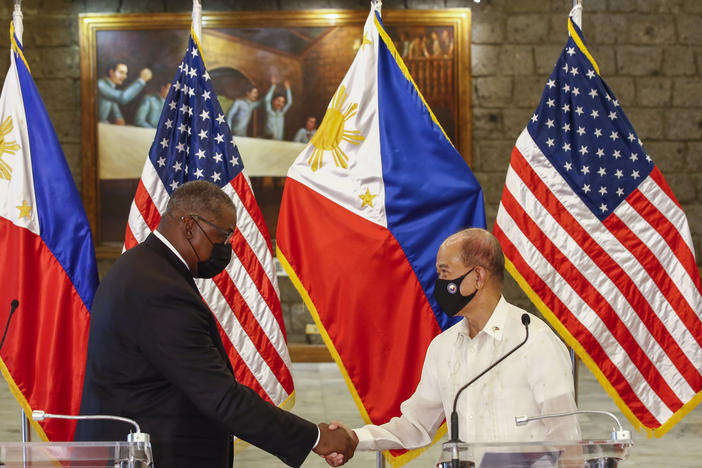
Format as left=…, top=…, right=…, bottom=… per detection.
left=189, top=214, right=235, bottom=244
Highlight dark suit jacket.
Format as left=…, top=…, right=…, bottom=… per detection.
left=75, top=233, right=317, bottom=467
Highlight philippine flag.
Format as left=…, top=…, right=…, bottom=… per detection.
left=276, top=5, right=485, bottom=465
left=0, top=21, right=98, bottom=441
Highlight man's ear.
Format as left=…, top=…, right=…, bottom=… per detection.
left=178, top=214, right=194, bottom=239
left=474, top=266, right=485, bottom=290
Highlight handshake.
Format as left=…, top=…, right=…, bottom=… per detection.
left=313, top=421, right=358, bottom=467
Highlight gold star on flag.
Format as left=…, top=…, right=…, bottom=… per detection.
left=359, top=188, right=377, bottom=208
left=16, top=199, right=31, bottom=219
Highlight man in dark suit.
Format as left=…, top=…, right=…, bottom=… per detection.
left=75, top=180, right=355, bottom=467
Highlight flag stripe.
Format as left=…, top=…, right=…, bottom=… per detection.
left=499, top=182, right=687, bottom=410
left=508, top=138, right=702, bottom=397
left=228, top=231, right=287, bottom=341
left=514, top=132, right=702, bottom=370
left=495, top=208, right=674, bottom=423
left=603, top=212, right=702, bottom=350
left=211, top=252, right=294, bottom=394
left=229, top=174, right=274, bottom=254
left=212, top=317, right=271, bottom=401
left=493, top=221, right=664, bottom=427
left=626, top=178, right=702, bottom=298
left=223, top=178, right=285, bottom=336
left=195, top=274, right=289, bottom=402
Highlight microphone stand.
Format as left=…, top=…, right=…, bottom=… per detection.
left=0, top=299, right=19, bottom=353
left=0, top=300, right=28, bottom=448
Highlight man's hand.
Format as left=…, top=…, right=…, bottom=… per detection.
left=140, top=68, right=152, bottom=82
left=313, top=422, right=357, bottom=466
left=323, top=421, right=358, bottom=467
left=283, top=80, right=291, bottom=89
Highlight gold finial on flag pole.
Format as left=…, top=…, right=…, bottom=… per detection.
left=12, top=0, right=23, bottom=45
left=192, top=0, right=202, bottom=40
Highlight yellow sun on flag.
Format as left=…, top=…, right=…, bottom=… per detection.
left=0, top=116, right=20, bottom=181
left=307, top=85, right=365, bottom=172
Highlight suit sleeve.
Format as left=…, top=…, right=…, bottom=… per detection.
left=136, top=289, right=318, bottom=467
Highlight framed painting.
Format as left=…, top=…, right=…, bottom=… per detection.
left=79, top=9, right=472, bottom=256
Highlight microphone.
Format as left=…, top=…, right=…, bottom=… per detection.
left=32, top=410, right=150, bottom=443
left=0, top=299, right=19, bottom=353
left=449, top=313, right=531, bottom=442
left=515, top=409, right=631, bottom=441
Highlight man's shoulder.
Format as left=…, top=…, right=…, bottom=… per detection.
left=431, top=319, right=466, bottom=345
left=107, top=241, right=173, bottom=279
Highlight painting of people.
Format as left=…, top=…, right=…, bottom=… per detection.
left=80, top=10, right=471, bottom=250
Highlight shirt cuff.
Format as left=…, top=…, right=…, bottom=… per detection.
left=312, top=426, right=321, bottom=449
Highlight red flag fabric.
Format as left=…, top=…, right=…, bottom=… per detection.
left=494, top=16, right=702, bottom=436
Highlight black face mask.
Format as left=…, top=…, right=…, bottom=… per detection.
left=187, top=218, right=233, bottom=279
left=434, top=267, right=476, bottom=317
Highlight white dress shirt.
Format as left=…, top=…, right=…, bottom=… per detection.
left=355, top=296, right=579, bottom=451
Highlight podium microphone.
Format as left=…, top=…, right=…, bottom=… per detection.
left=32, top=410, right=150, bottom=443
left=0, top=299, right=19, bottom=353
left=439, top=314, right=530, bottom=468
left=515, top=409, right=632, bottom=441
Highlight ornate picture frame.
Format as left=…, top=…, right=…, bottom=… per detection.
left=79, top=9, right=472, bottom=256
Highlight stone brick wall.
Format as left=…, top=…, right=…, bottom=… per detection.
left=2, top=0, right=700, bottom=336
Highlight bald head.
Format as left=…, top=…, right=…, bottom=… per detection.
left=442, top=228, right=504, bottom=284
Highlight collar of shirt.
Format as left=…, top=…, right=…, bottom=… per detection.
left=153, top=229, right=191, bottom=272
left=457, top=295, right=508, bottom=342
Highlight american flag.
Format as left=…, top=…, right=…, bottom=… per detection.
left=124, top=32, right=295, bottom=415
left=494, top=17, right=702, bottom=435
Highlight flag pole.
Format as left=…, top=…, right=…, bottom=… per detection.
left=566, top=0, right=583, bottom=407
left=12, top=0, right=22, bottom=44
left=192, top=0, right=202, bottom=40
left=373, top=4, right=384, bottom=465
left=13, top=0, right=31, bottom=443
left=570, top=0, right=583, bottom=30
left=375, top=4, right=384, bottom=466
left=377, top=452, right=385, bottom=467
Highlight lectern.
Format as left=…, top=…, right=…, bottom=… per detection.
left=0, top=440, right=152, bottom=467
left=437, top=439, right=632, bottom=468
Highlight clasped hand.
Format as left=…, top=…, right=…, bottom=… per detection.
left=313, top=421, right=358, bottom=467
